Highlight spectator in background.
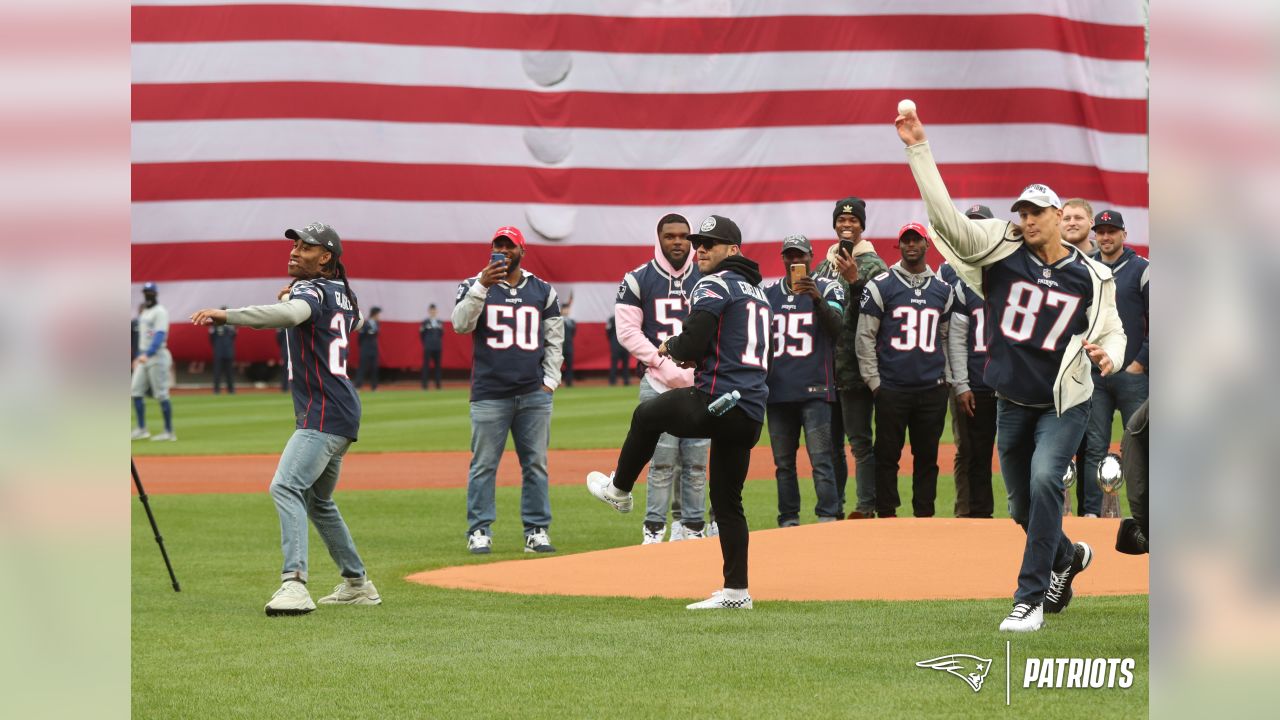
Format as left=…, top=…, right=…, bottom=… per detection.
left=355, top=306, right=381, bottom=391
left=131, top=306, right=142, bottom=360
left=1082, top=210, right=1149, bottom=515
left=1061, top=198, right=1097, bottom=257
left=857, top=223, right=954, bottom=517
left=939, top=203, right=996, bottom=517
left=561, top=303, right=577, bottom=387
left=276, top=328, right=290, bottom=392
left=605, top=315, right=631, bottom=386
left=765, top=234, right=845, bottom=526
left=814, top=196, right=888, bottom=519
left=452, top=226, right=563, bottom=554
left=420, top=303, right=444, bottom=390
left=210, top=306, right=238, bottom=394
left=132, top=282, right=176, bottom=442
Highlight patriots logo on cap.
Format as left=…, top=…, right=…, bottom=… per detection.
left=915, top=654, right=993, bottom=693
left=842, top=204, right=853, bottom=213
left=700, top=216, right=717, bottom=232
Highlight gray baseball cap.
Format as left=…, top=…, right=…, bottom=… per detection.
left=780, top=234, right=812, bottom=254
left=285, top=222, right=343, bottom=257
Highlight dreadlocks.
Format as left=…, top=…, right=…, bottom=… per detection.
left=333, top=260, right=361, bottom=330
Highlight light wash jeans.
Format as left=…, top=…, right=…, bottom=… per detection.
left=269, top=429, right=367, bottom=582
left=638, top=375, right=709, bottom=525
left=467, top=388, right=554, bottom=537
left=995, top=399, right=1090, bottom=605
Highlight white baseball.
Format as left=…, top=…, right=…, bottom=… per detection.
left=898, top=99, right=916, bottom=116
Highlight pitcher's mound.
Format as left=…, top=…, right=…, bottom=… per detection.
left=407, top=517, right=1148, bottom=601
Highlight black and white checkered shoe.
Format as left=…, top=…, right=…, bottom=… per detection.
left=686, top=590, right=753, bottom=610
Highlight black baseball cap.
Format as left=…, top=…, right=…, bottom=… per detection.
left=688, top=214, right=742, bottom=247
left=1093, top=209, right=1125, bottom=230
left=141, top=281, right=158, bottom=293
left=964, top=204, right=994, bottom=220
left=780, top=234, right=811, bottom=254
left=285, top=222, right=343, bottom=257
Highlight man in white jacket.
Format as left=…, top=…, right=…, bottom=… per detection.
left=895, top=107, right=1126, bottom=632
left=614, top=213, right=712, bottom=543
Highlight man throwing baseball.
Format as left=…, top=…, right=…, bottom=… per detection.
left=191, top=222, right=381, bottom=616
left=895, top=106, right=1126, bottom=632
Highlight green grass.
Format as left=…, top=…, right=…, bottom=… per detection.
left=130, top=384, right=1128, bottom=456
left=133, top=482, right=1147, bottom=719
left=132, top=386, right=1144, bottom=717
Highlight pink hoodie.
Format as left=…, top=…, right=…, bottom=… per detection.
left=613, top=240, right=697, bottom=392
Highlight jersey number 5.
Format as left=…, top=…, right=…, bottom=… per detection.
left=654, top=298, right=685, bottom=341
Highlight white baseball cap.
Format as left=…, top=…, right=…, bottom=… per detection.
left=1010, top=183, right=1062, bottom=212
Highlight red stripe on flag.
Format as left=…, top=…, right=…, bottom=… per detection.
left=131, top=7, right=1144, bottom=60
left=131, top=83, right=1148, bottom=135
left=132, top=161, right=1149, bottom=208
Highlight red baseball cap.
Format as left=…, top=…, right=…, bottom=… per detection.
left=492, top=226, right=526, bottom=249
left=898, top=222, right=929, bottom=240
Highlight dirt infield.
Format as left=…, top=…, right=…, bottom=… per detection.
left=133, top=444, right=982, bottom=494
left=408, top=517, right=1148, bottom=602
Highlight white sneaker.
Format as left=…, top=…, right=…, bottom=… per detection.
left=683, top=525, right=707, bottom=540
left=318, top=578, right=381, bottom=606
left=150, top=431, right=177, bottom=442
left=686, top=590, right=753, bottom=610
left=707, top=520, right=720, bottom=537
left=467, top=530, right=492, bottom=554
left=668, top=520, right=686, bottom=542
left=998, top=602, right=1044, bottom=632
left=642, top=524, right=665, bottom=545
left=131, top=428, right=151, bottom=440
left=586, top=471, right=633, bottom=513
left=524, top=528, right=556, bottom=553
left=264, top=580, right=315, bottom=616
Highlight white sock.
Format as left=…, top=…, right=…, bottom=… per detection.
left=723, top=588, right=749, bottom=601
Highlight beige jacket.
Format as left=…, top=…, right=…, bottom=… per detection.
left=904, top=141, right=1126, bottom=415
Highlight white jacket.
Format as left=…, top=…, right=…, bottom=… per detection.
left=904, top=141, right=1126, bottom=415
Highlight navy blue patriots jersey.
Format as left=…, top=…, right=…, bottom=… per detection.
left=456, top=272, right=560, bottom=401
left=955, top=280, right=992, bottom=392
left=938, top=261, right=960, bottom=289
left=689, top=270, right=772, bottom=422
left=764, top=277, right=844, bottom=403
left=616, top=260, right=702, bottom=346
left=285, top=278, right=362, bottom=440
left=861, top=268, right=955, bottom=391
left=982, top=245, right=1093, bottom=405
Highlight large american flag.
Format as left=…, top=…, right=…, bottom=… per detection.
left=131, top=0, right=1149, bottom=370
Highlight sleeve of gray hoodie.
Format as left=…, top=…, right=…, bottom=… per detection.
left=540, top=287, right=564, bottom=390
left=947, top=311, right=972, bottom=396
left=224, top=299, right=312, bottom=329
left=451, top=278, right=486, bottom=334
left=854, top=283, right=884, bottom=392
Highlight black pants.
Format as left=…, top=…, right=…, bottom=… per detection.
left=960, top=389, right=999, bottom=518
left=355, top=353, right=379, bottom=390
left=563, top=353, right=574, bottom=387
left=1121, top=399, right=1149, bottom=537
left=609, top=350, right=630, bottom=385
left=615, top=387, right=762, bottom=589
left=422, top=350, right=442, bottom=389
left=212, top=356, right=235, bottom=394
left=874, top=385, right=948, bottom=517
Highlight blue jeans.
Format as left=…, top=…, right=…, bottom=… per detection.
left=466, top=389, right=554, bottom=537
left=995, top=399, right=1089, bottom=605
left=269, top=429, right=367, bottom=582
left=1081, top=370, right=1149, bottom=515
left=638, top=376, right=708, bottom=525
left=767, top=400, right=841, bottom=524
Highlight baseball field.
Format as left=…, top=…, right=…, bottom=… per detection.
left=130, top=384, right=1147, bottom=718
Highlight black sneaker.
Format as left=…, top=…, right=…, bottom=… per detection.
left=1044, top=542, right=1093, bottom=614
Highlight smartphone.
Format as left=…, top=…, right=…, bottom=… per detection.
left=838, top=238, right=855, bottom=258
left=789, top=263, right=807, bottom=284
left=490, top=251, right=507, bottom=268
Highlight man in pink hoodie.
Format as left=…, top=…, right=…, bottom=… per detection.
left=613, top=213, right=712, bottom=544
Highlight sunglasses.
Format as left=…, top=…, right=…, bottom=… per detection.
left=691, top=239, right=723, bottom=251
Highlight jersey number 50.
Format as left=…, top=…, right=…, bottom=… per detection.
left=486, top=305, right=541, bottom=351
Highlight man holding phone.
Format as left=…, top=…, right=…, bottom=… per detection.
left=814, top=197, right=888, bottom=518
left=764, top=234, right=845, bottom=526
left=452, top=226, right=564, bottom=555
